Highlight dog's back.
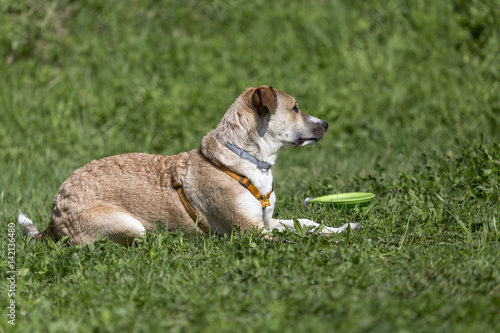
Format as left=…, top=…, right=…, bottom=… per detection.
left=21, top=152, right=201, bottom=245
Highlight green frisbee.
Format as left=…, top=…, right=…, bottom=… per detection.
left=303, top=192, right=375, bottom=209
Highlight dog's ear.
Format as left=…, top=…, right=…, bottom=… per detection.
left=252, top=86, right=277, bottom=115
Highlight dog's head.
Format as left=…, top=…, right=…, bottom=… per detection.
left=250, top=85, right=328, bottom=149
left=208, top=85, right=328, bottom=165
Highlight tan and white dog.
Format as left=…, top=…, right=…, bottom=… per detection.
left=19, top=85, right=359, bottom=245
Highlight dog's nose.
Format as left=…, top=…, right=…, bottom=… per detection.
left=322, top=121, right=329, bottom=130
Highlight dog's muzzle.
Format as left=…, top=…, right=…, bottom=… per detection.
left=294, top=119, right=328, bottom=146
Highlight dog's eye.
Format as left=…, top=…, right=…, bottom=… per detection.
left=292, top=105, right=299, bottom=113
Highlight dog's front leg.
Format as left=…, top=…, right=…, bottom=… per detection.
left=268, top=218, right=360, bottom=234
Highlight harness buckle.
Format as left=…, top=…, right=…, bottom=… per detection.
left=238, top=176, right=251, bottom=188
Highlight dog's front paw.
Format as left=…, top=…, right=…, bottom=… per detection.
left=320, top=222, right=361, bottom=234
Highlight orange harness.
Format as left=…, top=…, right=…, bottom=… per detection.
left=217, top=165, right=275, bottom=208
left=174, top=166, right=274, bottom=233
left=173, top=180, right=210, bottom=233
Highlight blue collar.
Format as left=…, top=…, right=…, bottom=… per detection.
left=225, top=142, right=272, bottom=170
left=213, top=130, right=272, bottom=170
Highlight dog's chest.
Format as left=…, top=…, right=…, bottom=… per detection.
left=247, top=170, right=274, bottom=196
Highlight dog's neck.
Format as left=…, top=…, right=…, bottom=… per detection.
left=212, top=130, right=272, bottom=170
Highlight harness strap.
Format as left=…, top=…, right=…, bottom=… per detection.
left=173, top=181, right=209, bottom=234
left=173, top=165, right=274, bottom=233
left=217, top=165, right=274, bottom=208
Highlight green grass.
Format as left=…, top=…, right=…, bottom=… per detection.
left=1, top=0, right=500, bottom=332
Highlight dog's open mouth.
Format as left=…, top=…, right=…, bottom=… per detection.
left=295, top=138, right=320, bottom=146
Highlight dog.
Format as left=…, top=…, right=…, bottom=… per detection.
left=19, top=85, right=359, bottom=245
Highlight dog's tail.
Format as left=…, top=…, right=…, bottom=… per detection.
left=18, top=213, right=43, bottom=240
